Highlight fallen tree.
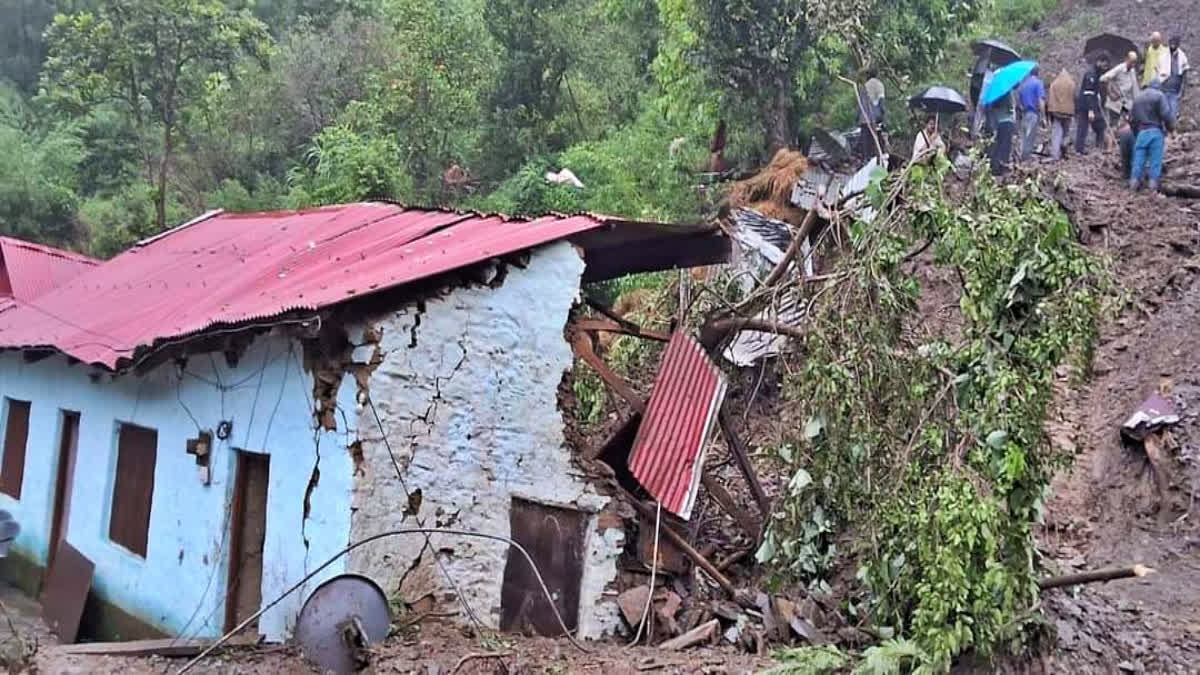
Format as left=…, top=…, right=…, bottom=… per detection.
left=733, top=159, right=1116, bottom=672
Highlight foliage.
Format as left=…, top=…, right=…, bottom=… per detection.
left=758, top=161, right=1112, bottom=671
left=41, top=0, right=271, bottom=229
left=764, top=645, right=849, bottom=674
left=285, top=125, right=414, bottom=207
left=0, top=85, right=84, bottom=246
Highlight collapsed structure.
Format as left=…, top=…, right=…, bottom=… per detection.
left=0, top=203, right=728, bottom=642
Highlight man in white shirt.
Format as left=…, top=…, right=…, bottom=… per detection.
left=1164, top=36, right=1190, bottom=119
left=911, top=115, right=946, bottom=164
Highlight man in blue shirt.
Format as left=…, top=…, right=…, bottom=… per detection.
left=1018, top=66, right=1047, bottom=161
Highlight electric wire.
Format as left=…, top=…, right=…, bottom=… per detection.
left=176, top=527, right=593, bottom=674
left=627, top=501, right=662, bottom=647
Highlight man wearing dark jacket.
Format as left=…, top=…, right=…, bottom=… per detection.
left=1076, top=54, right=1111, bottom=154
left=1129, top=82, right=1177, bottom=192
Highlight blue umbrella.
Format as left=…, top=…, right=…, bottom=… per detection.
left=981, top=60, right=1038, bottom=107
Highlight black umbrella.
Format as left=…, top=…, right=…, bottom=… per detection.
left=909, top=85, right=969, bottom=114
left=1084, top=33, right=1137, bottom=62
left=972, top=38, right=1022, bottom=67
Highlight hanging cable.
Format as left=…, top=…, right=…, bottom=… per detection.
left=176, top=527, right=593, bottom=674
left=627, top=501, right=661, bottom=647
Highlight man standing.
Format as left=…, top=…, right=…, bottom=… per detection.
left=989, top=90, right=1017, bottom=175
left=1076, top=54, right=1111, bottom=154
left=1143, top=32, right=1170, bottom=87
left=1129, top=82, right=1176, bottom=192
left=857, top=73, right=886, bottom=159
left=1018, top=67, right=1047, bottom=161
left=1102, top=51, right=1140, bottom=127
left=1047, top=68, right=1077, bottom=159
left=1164, top=36, right=1190, bottom=119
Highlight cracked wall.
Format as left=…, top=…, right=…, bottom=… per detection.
left=346, top=241, right=626, bottom=638
left=0, top=335, right=354, bottom=642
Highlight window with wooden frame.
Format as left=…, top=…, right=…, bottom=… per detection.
left=109, top=423, right=158, bottom=557
left=0, top=399, right=31, bottom=499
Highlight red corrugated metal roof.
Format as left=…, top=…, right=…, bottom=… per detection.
left=0, top=237, right=98, bottom=301
left=628, top=332, right=728, bottom=519
left=0, top=203, right=615, bottom=369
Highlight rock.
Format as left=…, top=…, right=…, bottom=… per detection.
left=654, top=590, right=683, bottom=635
left=711, top=600, right=742, bottom=622
left=618, top=586, right=651, bottom=629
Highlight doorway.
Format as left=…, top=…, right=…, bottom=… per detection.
left=47, top=411, right=80, bottom=572
left=224, top=451, right=269, bottom=633
left=499, top=498, right=588, bottom=635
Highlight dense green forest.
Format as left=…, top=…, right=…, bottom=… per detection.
left=1, top=0, right=1050, bottom=258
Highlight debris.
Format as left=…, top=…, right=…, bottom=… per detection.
left=623, top=487, right=746, bottom=602
left=451, top=651, right=513, bottom=673
left=628, top=332, right=728, bottom=520
left=711, top=600, right=742, bottom=622
left=619, top=586, right=652, bottom=629
left=42, top=541, right=93, bottom=644
left=700, top=474, right=761, bottom=541
left=1121, top=393, right=1180, bottom=441
left=293, top=574, right=392, bottom=674
left=1039, top=564, right=1156, bottom=590
left=718, top=409, right=772, bottom=517
left=0, top=510, right=19, bottom=557
left=637, top=518, right=689, bottom=574
left=545, top=168, right=585, bottom=188
left=56, top=638, right=225, bottom=657
left=659, top=619, right=719, bottom=651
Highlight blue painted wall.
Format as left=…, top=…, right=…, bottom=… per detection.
left=0, top=332, right=355, bottom=640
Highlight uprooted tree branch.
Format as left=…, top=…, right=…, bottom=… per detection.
left=706, top=157, right=1117, bottom=671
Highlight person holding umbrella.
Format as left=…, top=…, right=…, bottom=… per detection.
left=981, top=60, right=1037, bottom=175
left=1076, top=52, right=1112, bottom=154
left=909, top=86, right=966, bottom=164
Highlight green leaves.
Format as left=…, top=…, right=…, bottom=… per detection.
left=766, top=161, right=1112, bottom=672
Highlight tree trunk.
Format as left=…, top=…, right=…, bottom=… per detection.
left=157, top=123, right=173, bottom=232
left=766, top=73, right=794, bottom=154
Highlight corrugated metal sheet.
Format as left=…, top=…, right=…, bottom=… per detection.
left=627, top=332, right=727, bottom=519
left=0, top=238, right=98, bottom=301
left=0, top=203, right=614, bottom=368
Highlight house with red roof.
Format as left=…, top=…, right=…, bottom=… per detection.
left=0, top=204, right=727, bottom=644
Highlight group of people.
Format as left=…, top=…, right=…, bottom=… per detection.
left=991, top=32, right=1188, bottom=190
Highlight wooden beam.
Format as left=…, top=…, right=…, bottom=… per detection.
left=56, top=638, right=222, bottom=657
left=622, top=487, right=744, bottom=602
left=718, top=408, right=771, bottom=516
left=700, top=473, right=761, bottom=541
left=1039, top=564, right=1155, bottom=590
left=570, top=333, right=645, bottom=413
left=572, top=317, right=671, bottom=342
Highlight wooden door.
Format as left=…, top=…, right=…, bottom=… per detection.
left=47, top=411, right=80, bottom=572
left=225, top=451, right=269, bottom=633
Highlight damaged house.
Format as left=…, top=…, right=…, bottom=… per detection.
left=0, top=203, right=728, bottom=642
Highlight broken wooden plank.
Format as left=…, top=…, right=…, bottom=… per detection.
left=56, top=638, right=217, bottom=658
left=718, top=408, right=771, bottom=516
left=573, top=317, right=671, bottom=342
left=700, top=473, right=761, bottom=541
left=659, top=619, right=719, bottom=651
left=570, top=332, right=646, bottom=413
left=622, top=487, right=747, bottom=604
left=1039, top=564, right=1155, bottom=590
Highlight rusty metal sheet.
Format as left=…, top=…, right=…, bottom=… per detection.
left=42, top=541, right=94, bottom=643
left=627, top=333, right=728, bottom=519
left=0, top=238, right=98, bottom=301
left=0, top=204, right=721, bottom=370
left=500, top=499, right=588, bottom=635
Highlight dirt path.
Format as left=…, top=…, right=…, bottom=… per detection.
left=1010, top=1, right=1200, bottom=670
